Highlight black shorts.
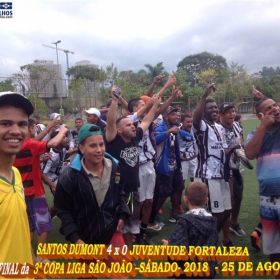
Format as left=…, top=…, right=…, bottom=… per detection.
left=156, top=168, right=184, bottom=197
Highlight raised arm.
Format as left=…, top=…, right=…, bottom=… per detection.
left=34, top=116, right=60, bottom=141
left=253, top=89, right=265, bottom=100
left=105, top=86, right=119, bottom=142
left=47, top=126, right=69, bottom=148
left=145, top=75, right=165, bottom=97
left=139, top=95, right=161, bottom=134
left=245, top=108, right=275, bottom=159
left=155, top=85, right=183, bottom=118
left=155, top=75, right=176, bottom=98
left=193, top=83, right=216, bottom=130
left=119, top=96, right=128, bottom=110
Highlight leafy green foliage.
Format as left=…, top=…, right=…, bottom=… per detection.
left=177, top=51, right=228, bottom=85
left=0, top=78, right=14, bottom=92
left=11, top=64, right=58, bottom=94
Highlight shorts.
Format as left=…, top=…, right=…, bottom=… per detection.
left=157, top=168, right=184, bottom=198
left=122, top=191, right=140, bottom=235
left=181, top=159, right=196, bottom=180
left=138, top=161, right=156, bottom=202
left=26, top=195, right=53, bottom=235
left=260, top=195, right=280, bottom=255
left=194, top=178, right=231, bottom=213
left=229, top=179, right=244, bottom=202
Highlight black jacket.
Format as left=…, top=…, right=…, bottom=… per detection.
left=54, top=153, right=131, bottom=245
left=169, top=212, right=218, bottom=279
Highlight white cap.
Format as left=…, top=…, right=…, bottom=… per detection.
left=50, top=113, right=61, bottom=120
left=84, top=108, right=101, bottom=117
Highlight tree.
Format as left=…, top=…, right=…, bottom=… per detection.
left=11, top=64, right=58, bottom=96
left=213, top=62, right=251, bottom=104
left=0, top=78, right=14, bottom=92
left=261, top=66, right=280, bottom=78
left=10, top=64, right=58, bottom=112
left=137, top=62, right=166, bottom=84
left=177, top=52, right=228, bottom=85
left=196, top=68, right=219, bottom=88
left=28, top=93, right=49, bottom=116
left=67, top=65, right=106, bottom=107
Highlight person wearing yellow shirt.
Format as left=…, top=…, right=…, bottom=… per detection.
left=0, top=91, right=34, bottom=265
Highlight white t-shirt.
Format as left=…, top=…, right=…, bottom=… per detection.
left=42, top=148, right=67, bottom=182
left=35, top=124, right=46, bottom=137
left=179, top=128, right=196, bottom=160
left=193, top=120, right=227, bottom=179
left=127, top=112, right=156, bottom=165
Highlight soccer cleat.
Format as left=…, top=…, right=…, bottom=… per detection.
left=250, top=231, right=261, bottom=250
left=229, top=224, right=246, bottom=236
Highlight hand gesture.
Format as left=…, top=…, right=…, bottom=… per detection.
left=203, top=83, right=217, bottom=97
left=50, top=115, right=61, bottom=127
left=44, top=152, right=52, bottom=161
left=111, top=85, right=122, bottom=101
left=60, top=125, right=69, bottom=134
left=259, top=108, right=276, bottom=128
left=164, top=75, right=177, bottom=88
left=151, top=94, right=161, bottom=107
left=154, top=74, right=164, bottom=84
left=171, top=85, right=183, bottom=99
left=168, top=126, right=179, bottom=135
left=252, top=89, right=265, bottom=100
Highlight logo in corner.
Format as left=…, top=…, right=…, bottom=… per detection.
left=0, top=2, right=13, bottom=18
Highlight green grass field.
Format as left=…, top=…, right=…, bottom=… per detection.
left=41, top=118, right=274, bottom=279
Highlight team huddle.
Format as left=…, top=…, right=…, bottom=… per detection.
left=0, top=75, right=280, bottom=279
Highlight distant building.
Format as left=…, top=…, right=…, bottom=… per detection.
left=31, top=60, right=67, bottom=99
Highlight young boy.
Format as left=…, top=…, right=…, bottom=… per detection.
left=13, top=119, right=69, bottom=263
left=162, top=182, right=218, bottom=279
left=42, top=131, right=76, bottom=218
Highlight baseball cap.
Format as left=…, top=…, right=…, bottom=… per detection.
left=140, top=95, right=150, bottom=104
left=163, top=106, right=180, bottom=117
left=78, top=124, right=103, bottom=143
left=50, top=113, right=61, bottom=120
left=219, top=102, right=235, bottom=114
left=84, top=108, right=101, bottom=117
left=0, top=91, right=34, bottom=116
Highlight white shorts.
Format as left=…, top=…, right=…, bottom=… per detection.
left=194, top=178, right=231, bottom=213
left=138, top=160, right=156, bottom=202
left=181, top=159, right=196, bottom=180
left=260, top=195, right=280, bottom=255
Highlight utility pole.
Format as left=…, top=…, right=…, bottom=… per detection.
left=52, top=40, right=61, bottom=65
left=42, top=43, right=74, bottom=90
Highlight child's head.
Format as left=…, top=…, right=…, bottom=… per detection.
left=184, top=182, right=208, bottom=208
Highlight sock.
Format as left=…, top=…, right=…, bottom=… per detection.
left=140, top=223, right=147, bottom=235
left=255, top=223, right=263, bottom=237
